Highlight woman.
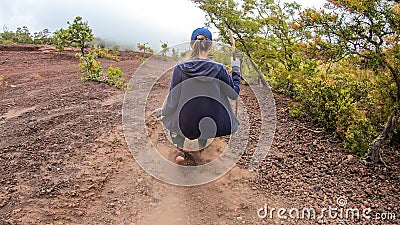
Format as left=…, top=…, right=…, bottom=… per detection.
left=157, top=27, right=241, bottom=163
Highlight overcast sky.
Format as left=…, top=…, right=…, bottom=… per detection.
left=0, top=0, right=325, bottom=51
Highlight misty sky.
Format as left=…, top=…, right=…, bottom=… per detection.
left=0, top=0, right=325, bottom=51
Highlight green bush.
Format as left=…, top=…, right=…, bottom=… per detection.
left=267, top=59, right=397, bottom=156
left=344, top=114, right=376, bottom=157
left=79, top=53, right=103, bottom=82
left=78, top=53, right=129, bottom=89
left=105, top=65, right=129, bottom=89
left=91, top=46, right=120, bottom=61
left=112, top=45, right=120, bottom=56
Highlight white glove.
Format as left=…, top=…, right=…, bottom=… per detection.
left=152, top=108, right=163, bottom=118
left=231, top=57, right=240, bottom=73
left=231, top=57, right=240, bottom=68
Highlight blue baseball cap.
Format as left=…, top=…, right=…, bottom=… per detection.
left=191, top=27, right=212, bottom=41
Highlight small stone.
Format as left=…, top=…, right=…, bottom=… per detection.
left=152, top=193, right=161, bottom=201
left=315, top=206, right=322, bottom=214
left=12, top=208, right=21, bottom=214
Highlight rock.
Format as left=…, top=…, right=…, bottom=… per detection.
left=365, top=188, right=372, bottom=195
left=312, top=140, right=318, bottom=146
left=152, top=193, right=161, bottom=201
left=315, top=206, right=322, bottom=214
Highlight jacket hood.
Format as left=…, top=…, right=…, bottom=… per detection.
left=177, top=59, right=222, bottom=79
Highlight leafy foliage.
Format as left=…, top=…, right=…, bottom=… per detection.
left=78, top=53, right=129, bottom=89
left=161, top=42, right=169, bottom=56
left=54, top=16, right=94, bottom=55
left=0, top=26, right=15, bottom=44
left=112, top=45, right=120, bottom=55
left=54, top=28, right=70, bottom=52
left=0, top=26, right=52, bottom=44
left=14, top=26, right=33, bottom=44
left=90, top=46, right=120, bottom=61
left=32, top=29, right=53, bottom=45
left=193, top=0, right=399, bottom=156
left=137, top=42, right=153, bottom=54
left=300, top=0, right=400, bottom=154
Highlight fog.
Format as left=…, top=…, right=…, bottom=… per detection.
left=0, top=0, right=325, bottom=51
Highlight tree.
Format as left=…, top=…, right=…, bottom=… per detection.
left=192, top=0, right=399, bottom=161
left=14, top=26, right=33, bottom=44
left=67, top=16, right=94, bottom=55
left=33, top=28, right=53, bottom=45
left=54, top=16, right=94, bottom=55
left=0, top=26, right=15, bottom=44
left=54, top=28, right=70, bottom=53
left=301, top=0, right=400, bottom=163
left=161, top=41, right=169, bottom=56
left=191, top=0, right=306, bottom=88
left=1, top=26, right=53, bottom=45
left=137, top=42, right=153, bottom=54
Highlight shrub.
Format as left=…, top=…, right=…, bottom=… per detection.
left=79, top=53, right=103, bottom=82
left=277, top=60, right=398, bottom=156
left=105, top=65, right=129, bottom=89
left=91, top=46, right=120, bottom=61
left=78, top=53, right=129, bottom=89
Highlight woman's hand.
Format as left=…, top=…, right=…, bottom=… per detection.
left=152, top=108, right=163, bottom=119
left=231, top=57, right=240, bottom=74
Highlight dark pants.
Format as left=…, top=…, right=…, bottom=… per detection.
left=170, top=132, right=207, bottom=150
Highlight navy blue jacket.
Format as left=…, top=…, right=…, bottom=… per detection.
left=162, top=59, right=241, bottom=140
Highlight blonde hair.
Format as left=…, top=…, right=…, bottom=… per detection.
left=191, top=35, right=212, bottom=58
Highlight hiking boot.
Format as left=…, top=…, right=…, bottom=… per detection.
left=175, top=150, right=186, bottom=163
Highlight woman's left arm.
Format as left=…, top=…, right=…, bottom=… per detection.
left=162, top=66, right=182, bottom=116
left=220, top=62, right=241, bottom=100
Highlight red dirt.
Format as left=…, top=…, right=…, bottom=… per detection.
left=0, top=45, right=399, bottom=225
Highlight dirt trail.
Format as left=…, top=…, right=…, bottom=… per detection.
left=0, top=46, right=399, bottom=225
left=0, top=48, right=280, bottom=225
